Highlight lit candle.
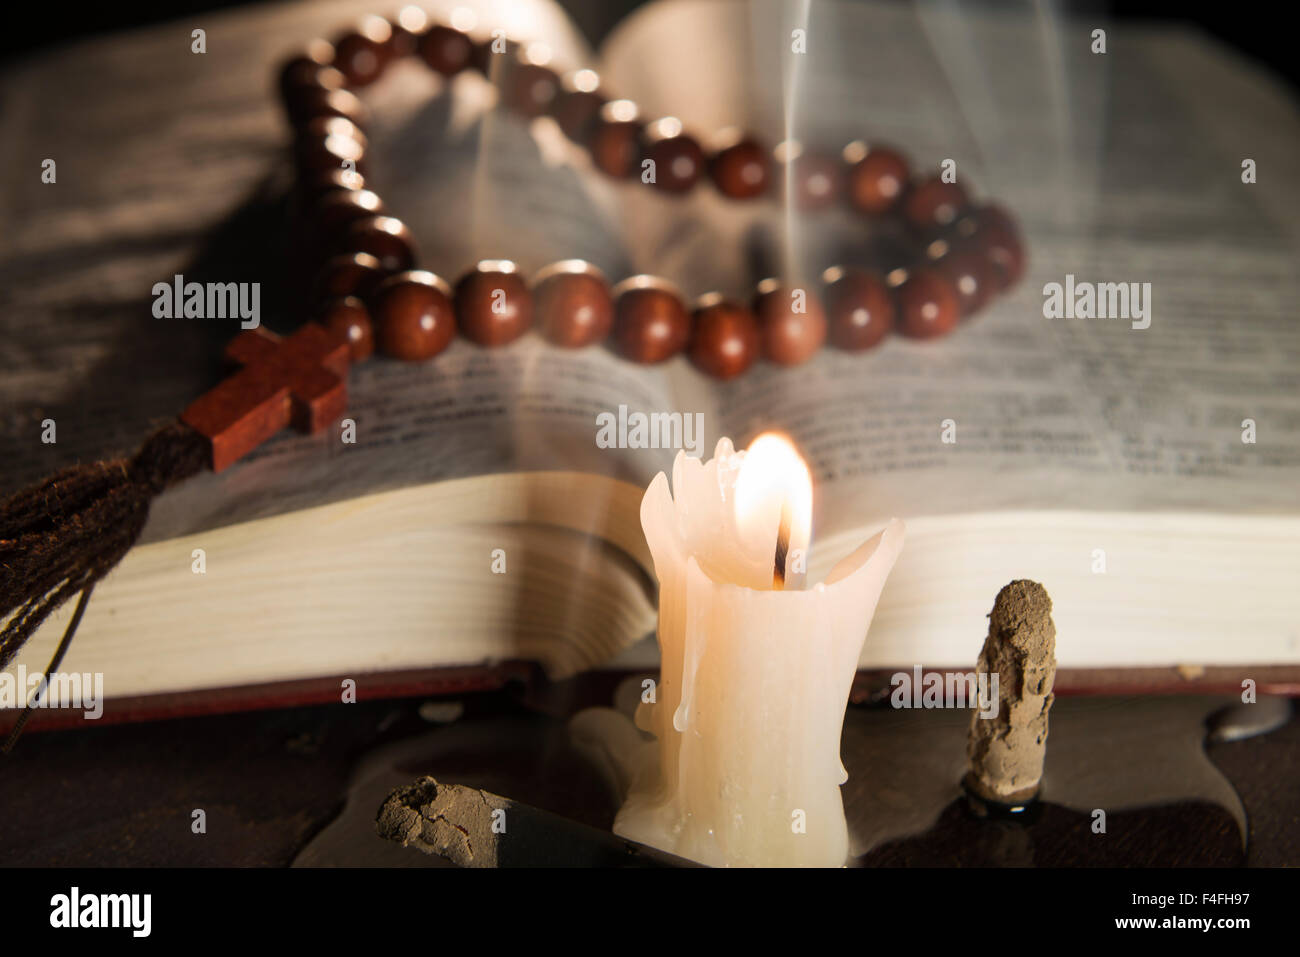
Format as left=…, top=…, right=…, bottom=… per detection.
left=614, top=434, right=905, bottom=867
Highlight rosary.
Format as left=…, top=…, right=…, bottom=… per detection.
left=0, top=7, right=1023, bottom=745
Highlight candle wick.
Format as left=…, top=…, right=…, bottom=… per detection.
left=773, top=500, right=792, bottom=590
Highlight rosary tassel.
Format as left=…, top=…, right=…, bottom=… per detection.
left=0, top=421, right=209, bottom=748
left=1, top=585, right=94, bottom=754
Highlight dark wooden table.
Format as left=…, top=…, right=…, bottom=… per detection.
left=0, top=687, right=1295, bottom=866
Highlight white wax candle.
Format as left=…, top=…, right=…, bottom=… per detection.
left=614, top=435, right=904, bottom=867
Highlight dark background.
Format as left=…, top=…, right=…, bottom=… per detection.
left=2, top=0, right=1296, bottom=94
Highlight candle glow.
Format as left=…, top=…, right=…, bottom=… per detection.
left=733, top=432, right=813, bottom=590
left=614, top=436, right=905, bottom=866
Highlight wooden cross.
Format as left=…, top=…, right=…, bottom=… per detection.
left=181, top=325, right=351, bottom=472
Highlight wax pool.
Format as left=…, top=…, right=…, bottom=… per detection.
left=614, top=437, right=905, bottom=867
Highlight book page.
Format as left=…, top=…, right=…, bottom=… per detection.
left=598, top=0, right=1300, bottom=539
left=4, top=0, right=1297, bottom=548
left=0, top=0, right=715, bottom=542
left=146, top=39, right=725, bottom=540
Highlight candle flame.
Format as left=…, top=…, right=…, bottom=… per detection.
left=734, top=433, right=813, bottom=586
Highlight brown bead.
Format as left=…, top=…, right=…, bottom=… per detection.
left=847, top=145, right=909, bottom=215
left=295, top=130, right=367, bottom=178
left=643, top=121, right=704, bottom=194
left=823, top=268, right=894, bottom=351
left=708, top=136, right=770, bottom=199
left=313, top=189, right=384, bottom=245
left=333, top=17, right=393, bottom=87
left=386, top=6, right=428, bottom=59
left=896, top=268, right=961, bottom=339
left=589, top=102, right=643, bottom=178
left=280, top=60, right=346, bottom=117
left=534, top=264, right=613, bottom=348
left=317, top=296, right=375, bottom=361
left=300, top=116, right=368, bottom=149
left=371, top=271, right=457, bottom=360
left=752, top=282, right=827, bottom=365
left=343, top=215, right=417, bottom=272
left=506, top=62, right=561, bottom=117
left=778, top=148, right=842, bottom=211
left=279, top=41, right=335, bottom=94
left=690, top=298, right=760, bottom=379
left=903, top=176, right=969, bottom=231
left=301, top=190, right=382, bottom=274
left=297, top=167, right=366, bottom=205
left=933, top=247, right=995, bottom=317
left=553, top=72, right=605, bottom=142
left=313, top=252, right=388, bottom=303
left=288, top=86, right=368, bottom=127
left=455, top=263, right=533, bottom=347
left=611, top=282, right=690, bottom=363
left=419, top=24, right=474, bottom=75
left=971, top=205, right=1025, bottom=291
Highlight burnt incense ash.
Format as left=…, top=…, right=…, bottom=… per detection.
left=377, top=777, right=505, bottom=868
left=376, top=776, right=693, bottom=868
left=964, top=580, right=1058, bottom=805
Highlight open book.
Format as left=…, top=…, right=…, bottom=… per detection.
left=4, top=0, right=1299, bottom=724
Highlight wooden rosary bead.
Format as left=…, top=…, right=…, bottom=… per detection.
left=313, top=189, right=384, bottom=244
left=689, top=297, right=760, bottom=379
left=823, top=267, right=894, bottom=351
left=589, top=101, right=644, bottom=178
left=553, top=70, right=605, bottom=142
left=299, top=116, right=368, bottom=149
left=454, top=262, right=534, bottom=347
left=386, top=6, right=429, bottom=59
left=642, top=119, right=704, bottom=194
left=896, top=268, right=961, bottom=339
left=313, top=251, right=388, bottom=303
left=279, top=41, right=336, bottom=94
left=534, top=262, right=612, bottom=348
left=333, top=17, right=394, bottom=87
left=280, top=61, right=346, bottom=117
left=708, top=135, right=770, bottom=199
left=506, top=59, right=561, bottom=118
left=752, top=281, right=827, bottom=365
left=419, top=24, right=475, bottom=75
left=297, top=167, right=366, bottom=205
left=970, top=204, right=1024, bottom=291
left=903, top=176, right=969, bottom=231
left=777, top=146, right=842, bottom=211
left=288, top=86, right=368, bottom=128
left=371, top=271, right=457, bottom=360
left=931, top=244, right=995, bottom=317
left=295, top=130, right=367, bottom=178
left=343, top=215, right=417, bottom=272
left=611, top=280, right=690, bottom=363
left=846, top=144, right=910, bottom=215
left=317, top=296, right=375, bottom=361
